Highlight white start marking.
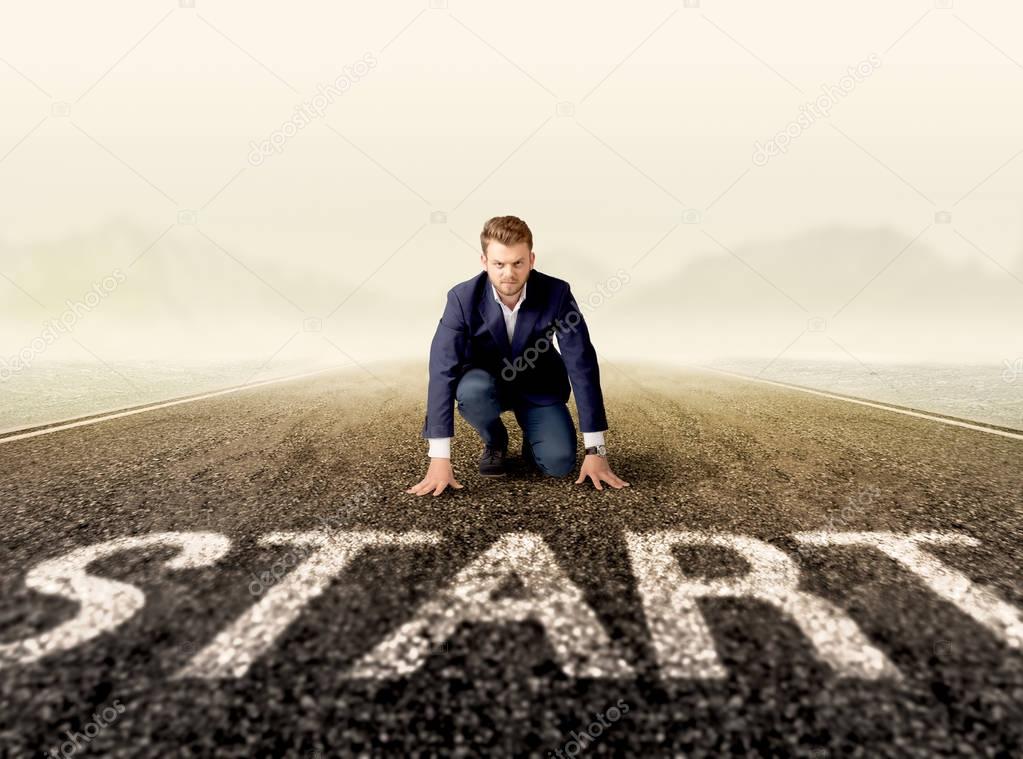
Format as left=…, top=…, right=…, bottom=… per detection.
left=0, top=532, right=231, bottom=668
left=348, top=532, right=634, bottom=679
left=4, top=530, right=1019, bottom=679
left=176, top=530, right=440, bottom=679
left=793, top=531, right=1023, bottom=649
left=625, top=531, right=900, bottom=680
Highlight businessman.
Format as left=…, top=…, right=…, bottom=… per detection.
left=407, top=215, right=630, bottom=496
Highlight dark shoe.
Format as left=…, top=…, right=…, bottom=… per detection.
left=479, top=445, right=507, bottom=477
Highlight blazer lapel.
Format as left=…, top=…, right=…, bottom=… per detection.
left=510, top=279, right=541, bottom=358
left=510, top=300, right=540, bottom=358
left=480, top=285, right=512, bottom=357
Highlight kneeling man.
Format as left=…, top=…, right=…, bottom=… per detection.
left=407, top=215, right=629, bottom=496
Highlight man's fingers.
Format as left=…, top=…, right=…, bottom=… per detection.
left=407, top=479, right=432, bottom=496
left=607, top=468, right=630, bottom=487
left=608, top=474, right=630, bottom=488
left=407, top=476, right=464, bottom=496
left=412, top=465, right=617, bottom=494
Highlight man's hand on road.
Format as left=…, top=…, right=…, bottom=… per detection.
left=575, top=454, right=631, bottom=491
left=406, top=457, right=463, bottom=497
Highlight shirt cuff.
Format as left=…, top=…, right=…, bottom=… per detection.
left=427, top=437, right=451, bottom=458
left=582, top=430, right=606, bottom=448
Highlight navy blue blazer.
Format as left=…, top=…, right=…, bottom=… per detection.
left=420, top=269, right=608, bottom=439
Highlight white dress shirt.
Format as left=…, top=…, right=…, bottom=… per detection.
left=427, top=280, right=607, bottom=458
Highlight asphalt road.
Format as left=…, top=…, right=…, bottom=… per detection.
left=1, top=360, right=1021, bottom=758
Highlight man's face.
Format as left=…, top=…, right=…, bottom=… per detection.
left=481, top=241, right=534, bottom=300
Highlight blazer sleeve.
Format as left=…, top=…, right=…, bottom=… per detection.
left=421, top=288, right=468, bottom=439
left=553, top=284, right=608, bottom=433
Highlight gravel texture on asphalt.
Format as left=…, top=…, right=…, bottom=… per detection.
left=1, top=360, right=1021, bottom=757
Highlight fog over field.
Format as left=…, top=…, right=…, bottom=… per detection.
left=2, top=219, right=1019, bottom=367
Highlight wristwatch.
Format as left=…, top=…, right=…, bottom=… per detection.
left=584, top=444, right=607, bottom=457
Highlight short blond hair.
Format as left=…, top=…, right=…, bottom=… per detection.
left=480, top=215, right=533, bottom=256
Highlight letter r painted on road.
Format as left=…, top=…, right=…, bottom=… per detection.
left=624, top=531, right=900, bottom=680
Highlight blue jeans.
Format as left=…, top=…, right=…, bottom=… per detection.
left=455, top=367, right=577, bottom=477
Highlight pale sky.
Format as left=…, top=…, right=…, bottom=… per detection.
left=1, top=0, right=1021, bottom=369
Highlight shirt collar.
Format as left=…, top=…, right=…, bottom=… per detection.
left=491, top=280, right=527, bottom=313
